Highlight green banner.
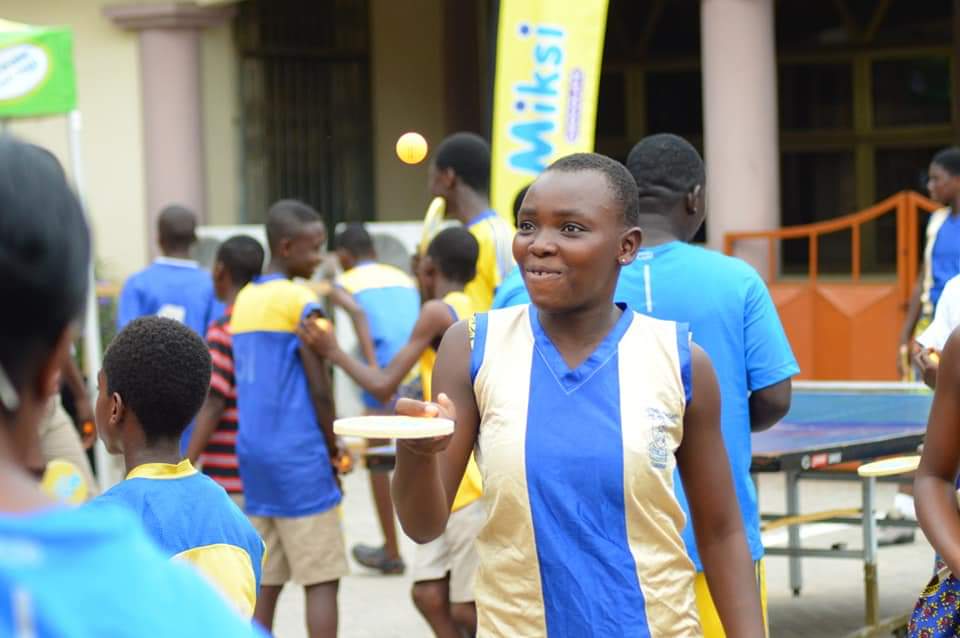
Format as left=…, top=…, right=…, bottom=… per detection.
left=0, top=20, right=76, bottom=118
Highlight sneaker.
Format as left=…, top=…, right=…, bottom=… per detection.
left=351, top=543, right=405, bottom=575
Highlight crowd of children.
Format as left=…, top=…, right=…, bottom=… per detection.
left=1, top=125, right=776, bottom=637
left=17, top=126, right=960, bottom=637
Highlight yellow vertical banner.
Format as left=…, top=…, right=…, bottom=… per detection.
left=489, top=0, right=610, bottom=219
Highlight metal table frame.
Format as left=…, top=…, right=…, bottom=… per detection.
left=756, top=468, right=918, bottom=636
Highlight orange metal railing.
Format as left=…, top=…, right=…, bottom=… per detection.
left=723, top=190, right=942, bottom=304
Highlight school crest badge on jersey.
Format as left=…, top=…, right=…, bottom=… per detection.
left=646, top=407, right=678, bottom=470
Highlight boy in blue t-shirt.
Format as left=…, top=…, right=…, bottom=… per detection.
left=332, top=223, right=419, bottom=574
left=619, top=134, right=799, bottom=636
left=0, top=135, right=264, bottom=637
left=231, top=199, right=350, bottom=637
left=117, top=204, right=220, bottom=455
left=90, top=316, right=264, bottom=618
left=116, top=204, right=218, bottom=336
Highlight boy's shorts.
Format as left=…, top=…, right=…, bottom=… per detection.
left=411, top=500, right=485, bottom=603
left=250, top=507, right=349, bottom=587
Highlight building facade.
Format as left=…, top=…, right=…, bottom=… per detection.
left=0, top=0, right=953, bottom=284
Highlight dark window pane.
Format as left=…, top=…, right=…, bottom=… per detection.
left=875, top=146, right=942, bottom=200
left=596, top=72, right=626, bottom=138
left=873, top=57, right=951, bottom=127
left=868, top=1, right=951, bottom=46
left=776, top=1, right=852, bottom=49
left=646, top=71, right=702, bottom=136
left=779, top=64, right=853, bottom=130
left=645, top=0, right=700, bottom=58
left=236, top=0, right=373, bottom=228
left=781, top=151, right=856, bottom=275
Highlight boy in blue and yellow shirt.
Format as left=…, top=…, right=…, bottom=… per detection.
left=90, top=316, right=264, bottom=618
left=429, top=132, right=514, bottom=311
left=231, top=199, right=350, bottom=637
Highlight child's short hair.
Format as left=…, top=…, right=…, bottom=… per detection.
left=103, top=317, right=211, bottom=443
left=434, top=133, right=491, bottom=195
left=547, top=153, right=641, bottom=226
left=932, top=147, right=960, bottom=176
left=625, top=134, right=705, bottom=209
left=334, top=223, right=375, bottom=258
left=157, top=204, right=198, bottom=251
left=0, top=135, right=89, bottom=392
left=426, top=227, right=478, bottom=284
left=216, top=235, right=264, bottom=287
left=265, top=199, right=323, bottom=253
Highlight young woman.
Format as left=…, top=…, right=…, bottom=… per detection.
left=391, top=152, right=765, bottom=636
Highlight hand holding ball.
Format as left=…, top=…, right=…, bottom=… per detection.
left=396, top=132, right=428, bottom=165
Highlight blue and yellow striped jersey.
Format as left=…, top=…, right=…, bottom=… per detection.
left=230, top=273, right=341, bottom=517
left=464, top=210, right=515, bottom=312
left=336, top=262, right=420, bottom=409
left=469, top=304, right=698, bottom=636
left=90, top=459, right=264, bottom=617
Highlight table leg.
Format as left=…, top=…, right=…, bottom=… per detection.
left=861, top=475, right=879, bottom=627
left=786, top=469, right=802, bottom=596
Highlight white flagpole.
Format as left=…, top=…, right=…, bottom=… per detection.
left=67, top=109, right=120, bottom=489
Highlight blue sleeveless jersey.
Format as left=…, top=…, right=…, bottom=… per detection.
left=469, top=304, right=700, bottom=636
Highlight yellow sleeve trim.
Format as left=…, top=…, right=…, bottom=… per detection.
left=173, top=543, right=258, bottom=618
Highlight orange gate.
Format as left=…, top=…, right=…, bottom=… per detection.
left=724, top=191, right=941, bottom=381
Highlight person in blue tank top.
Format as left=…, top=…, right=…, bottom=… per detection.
left=391, top=153, right=765, bottom=636
left=619, top=134, right=799, bottom=636
left=901, top=148, right=960, bottom=377
left=331, top=223, right=420, bottom=575
left=894, top=148, right=960, bottom=538
left=116, top=204, right=219, bottom=336
left=0, top=135, right=265, bottom=637
left=90, top=316, right=265, bottom=618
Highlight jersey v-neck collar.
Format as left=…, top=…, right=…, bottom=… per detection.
left=528, top=303, right=633, bottom=394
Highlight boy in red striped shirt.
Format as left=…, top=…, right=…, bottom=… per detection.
left=187, top=235, right=265, bottom=505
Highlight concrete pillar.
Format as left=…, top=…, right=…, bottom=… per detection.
left=104, top=3, right=234, bottom=256
left=701, top=0, right=780, bottom=277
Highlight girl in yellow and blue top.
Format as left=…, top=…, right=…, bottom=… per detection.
left=391, top=153, right=766, bottom=637
left=0, top=135, right=264, bottom=638
left=90, top=317, right=264, bottom=618
left=299, top=226, right=484, bottom=637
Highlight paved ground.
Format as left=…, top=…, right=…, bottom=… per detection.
left=272, top=468, right=932, bottom=637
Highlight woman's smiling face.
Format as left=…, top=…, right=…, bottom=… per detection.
left=514, top=169, right=629, bottom=313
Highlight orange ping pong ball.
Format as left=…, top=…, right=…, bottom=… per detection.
left=314, top=317, right=331, bottom=331
left=931, top=351, right=941, bottom=365
left=396, top=132, right=428, bottom=165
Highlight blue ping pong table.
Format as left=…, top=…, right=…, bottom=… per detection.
left=751, top=381, right=931, bottom=635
